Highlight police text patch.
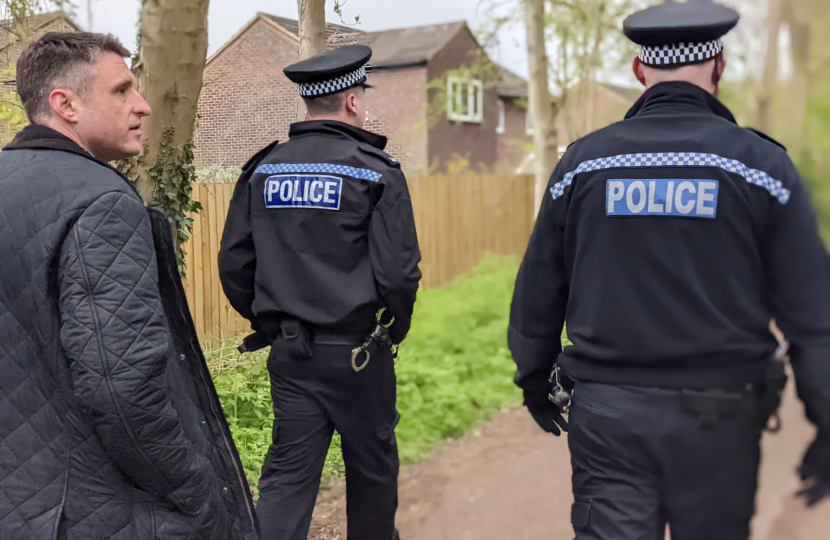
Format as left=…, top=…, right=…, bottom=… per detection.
left=264, top=175, right=342, bottom=210
left=606, top=179, right=718, bottom=218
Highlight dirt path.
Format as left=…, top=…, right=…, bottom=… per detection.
left=308, top=381, right=830, bottom=539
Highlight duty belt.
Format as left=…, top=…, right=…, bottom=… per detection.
left=237, top=309, right=397, bottom=374
left=238, top=329, right=364, bottom=353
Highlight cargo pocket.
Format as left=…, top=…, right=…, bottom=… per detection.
left=379, top=411, right=401, bottom=449
left=571, top=500, right=591, bottom=531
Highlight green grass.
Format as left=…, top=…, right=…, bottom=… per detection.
left=207, top=254, right=523, bottom=494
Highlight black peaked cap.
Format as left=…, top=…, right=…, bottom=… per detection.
left=284, top=45, right=372, bottom=85
left=624, top=0, right=740, bottom=47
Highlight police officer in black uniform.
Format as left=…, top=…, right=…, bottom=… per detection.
left=218, top=45, right=421, bottom=540
left=509, top=2, right=830, bottom=539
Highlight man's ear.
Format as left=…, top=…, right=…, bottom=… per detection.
left=632, top=57, right=647, bottom=87
left=344, top=92, right=359, bottom=116
left=716, top=51, right=727, bottom=77
left=48, top=88, right=79, bottom=124
left=711, top=53, right=726, bottom=90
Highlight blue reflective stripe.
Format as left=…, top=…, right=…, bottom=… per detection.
left=549, top=152, right=791, bottom=205
left=254, top=163, right=382, bottom=182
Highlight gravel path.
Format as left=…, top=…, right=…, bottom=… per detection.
left=307, top=380, right=830, bottom=539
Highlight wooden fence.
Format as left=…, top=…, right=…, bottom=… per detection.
left=181, top=174, right=536, bottom=347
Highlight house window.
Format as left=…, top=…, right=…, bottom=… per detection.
left=447, top=77, right=484, bottom=123
left=525, top=107, right=533, bottom=135
left=496, top=99, right=505, bottom=134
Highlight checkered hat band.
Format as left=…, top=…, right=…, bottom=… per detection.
left=298, top=66, right=366, bottom=97
left=639, top=40, right=724, bottom=66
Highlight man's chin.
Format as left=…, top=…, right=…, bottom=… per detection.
left=120, top=141, right=144, bottom=159
left=95, top=146, right=142, bottom=164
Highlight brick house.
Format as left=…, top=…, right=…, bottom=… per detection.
left=507, top=79, right=641, bottom=174
left=0, top=12, right=82, bottom=143
left=0, top=11, right=81, bottom=68
left=495, top=67, right=535, bottom=174
left=193, top=13, right=536, bottom=174
left=556, top=80, right=642, bottom=146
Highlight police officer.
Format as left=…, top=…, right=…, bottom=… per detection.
left=218, top=45, right=421, bottom=540
left=509, top=1, right=830, bottom=539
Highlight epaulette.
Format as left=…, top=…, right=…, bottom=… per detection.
left=240, top=140, right=280, bottom=177
left=746, top=128, right=787, bottom=151
left=357, top=142, right=400, bottom=169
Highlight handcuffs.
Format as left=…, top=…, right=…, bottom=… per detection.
left=350, top=308, right=395, bottom=372
left=548, top=364, right=572, bottom=414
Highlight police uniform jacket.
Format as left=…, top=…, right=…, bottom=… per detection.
left=510, top=81, right=830, bottom=396
left=219, top=120, right=421, bottom=343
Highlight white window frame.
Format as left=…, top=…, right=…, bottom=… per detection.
left=496, top=99, right=505, bottom=134
left=447, top=76, right=484, bottom=124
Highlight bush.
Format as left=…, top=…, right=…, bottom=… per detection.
left=394, top=254, right=522, bottom=462
left=208, top=254, right=523, bottom=494
left=196, top=165, right=242, bottom=183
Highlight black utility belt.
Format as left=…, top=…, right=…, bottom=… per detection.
left=679, top=387, right=756, bottom=427
left=311, top=330, right=365, bottom=347
left=238, top=326, right=362, bottom=353
left=677, top=358, right=788, bottom=431
left=239, top=309, right=396, bottom=373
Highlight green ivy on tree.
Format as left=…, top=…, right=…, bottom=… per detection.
left=119, top=127, right=202, bottom=276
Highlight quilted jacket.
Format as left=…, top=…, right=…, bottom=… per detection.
left=0, top=126, right=258, bottom=540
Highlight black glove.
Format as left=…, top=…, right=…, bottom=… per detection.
left=520, top=369, right=569, bottom=436
left=797, top=431, right=830, bottom=506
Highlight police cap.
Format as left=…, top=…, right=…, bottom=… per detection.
left=284, top=45, right=372, bottom=98
left=623, top=0, right=740, bottom=68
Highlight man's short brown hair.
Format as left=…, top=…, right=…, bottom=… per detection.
left=302, top=85, right=365, bottom=117
left=16, top=32, right=130, bottom=122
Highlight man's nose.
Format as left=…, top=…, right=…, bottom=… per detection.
left=134, top=92, right=152, bottom=117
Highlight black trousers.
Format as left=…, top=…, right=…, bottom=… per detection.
left=568, top=382, right=763, bottom=540
left=256, top=343, right=400, bottom=540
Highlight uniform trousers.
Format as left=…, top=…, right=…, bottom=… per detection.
left=568, top=382, right=763, bottom=540
left=256, top=343, right=400, bottom=540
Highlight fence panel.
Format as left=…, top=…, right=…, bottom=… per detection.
left=182, top=174, right=535, bottom=346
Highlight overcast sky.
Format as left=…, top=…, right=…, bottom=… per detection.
left=85, top=0, right=531, bottom=77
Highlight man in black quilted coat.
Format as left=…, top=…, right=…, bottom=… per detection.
left=0, top=33, right=257, bottom=540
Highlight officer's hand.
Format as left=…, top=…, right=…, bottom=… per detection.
left=520, top=369, right=569, bottom=437
left=797, top=432, right=830, bottom=506
left=527, top=405, right=569, bottom=436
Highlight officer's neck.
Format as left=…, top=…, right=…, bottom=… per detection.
left=643, top=65, right=716, bottom=96
left=305, top=112, right=365, bottom=130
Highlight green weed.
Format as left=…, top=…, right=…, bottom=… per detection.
left=207, top=254, right=523, bottom=494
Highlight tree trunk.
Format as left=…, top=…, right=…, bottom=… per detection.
left=133, top=0, right=210, bottom=203
left=583, top=3, right=606, bottom=137
left=525, top=0, right=558, bottom=214
left=296, top=0, right=327, bottom=121
left=783, top=0, right=812, bottom=157
left=756, top=0, right=783, bottom=132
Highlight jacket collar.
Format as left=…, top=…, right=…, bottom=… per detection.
left=4, top=124, right=137, bottom=188
left=289, top=119, right=388, bottom=150
left=625, top=81, right=737, bottom=125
